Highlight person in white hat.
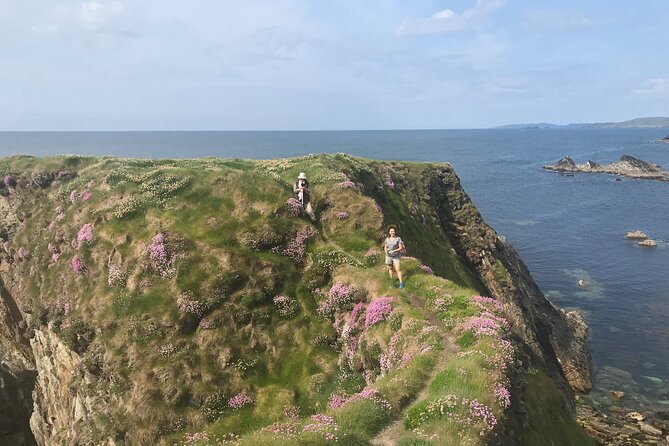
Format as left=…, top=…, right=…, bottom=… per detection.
left=293, top=172, right=316, bottom=223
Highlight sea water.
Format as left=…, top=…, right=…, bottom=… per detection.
left=2, top=128, right=669, bottom=408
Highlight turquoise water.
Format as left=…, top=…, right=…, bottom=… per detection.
left=2, top=128, right=669, bottom=406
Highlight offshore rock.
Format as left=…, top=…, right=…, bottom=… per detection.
left=639, top=239, right=658, bottom=247
left=626, top=230, right=648, bottom=240
left=544, top=154, right=669, bottom=181
left=658, top=135, right=669, bottom=143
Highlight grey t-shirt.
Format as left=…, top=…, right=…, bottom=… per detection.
left=385, top=237, right=403, bottom=258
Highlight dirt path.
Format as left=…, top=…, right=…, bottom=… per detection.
left=371, top=293, right=459, bottom=446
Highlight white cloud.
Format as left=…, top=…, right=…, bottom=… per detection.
left=396, top=0, right=505, bottom=36
left=523, top=10, right=592, bottom=30
left=79, top=1, right=125, bottom=31
left=633, top=78, right=669, bottom=94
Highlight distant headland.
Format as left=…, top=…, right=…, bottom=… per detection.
left=495, top=117, right=669, bottom=129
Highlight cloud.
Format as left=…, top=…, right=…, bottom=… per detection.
left=522, top=10, right=592, bottom=30
left=79, top=1, right=125, bottom=31
left=396, top=0, right=505, bottom=36
left=633, top=78, right=669, bottom=94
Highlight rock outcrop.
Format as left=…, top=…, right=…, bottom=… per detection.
left=544, top=155, right=669, bottom=181
left=658, top=135, right=669, bottom=143
left=428, top=167, right=592, bottom=395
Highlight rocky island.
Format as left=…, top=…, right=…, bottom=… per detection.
left=1, top=154, right=594, bottom=445
left=658, top=135, right=669, bottom=143
left=543, top=155, right=669, bottom=181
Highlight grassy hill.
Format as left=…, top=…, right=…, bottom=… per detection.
left=0, top=154, right=592, bottom=445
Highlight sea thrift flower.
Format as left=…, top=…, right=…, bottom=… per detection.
left=494, top=384, right=511, bottom=409
left=338, top=179, right=356, bottom=188
left=460, top=315, right=503, bottom=337
left=365, top=297, right=393, bottom=328
left=335, top=211, right=349, bottom=219
left=318, top=281, right=356, bottom=318
left=228, top=394, right=253, bottom=409
left=147, top=233, right=177, bottom=277
left=302, top=414, right=339, bottom=442
left=384, top=173, right=395, bottom=189
left=273, top=294, right=297, bottom=317
left=419, top=264, right=434, bottom=275
left=350, top=302, right=364, bottom=326
left=472, top=295, right=505, bottom=312
left=273, top=226, right=318, bottom=264
left=69, top=190, right=78, bottom=204
left=3, top=175, right=15, bottom=188
left=177, top=294, right=208, bottom=317
left=286, top=198, right=302, bottom=216
left=16, top=247, right=30, bottom=260
left=469, top=399, right=497, bottom=434
left=364, top=248, right=378, bottom=258
left=51, top=253, right=60, bottom=262
left=107, top=262, right=125, bottom=286
left=71, top=255, right=83, bottom=273
left=76, top=223, right=94, bottom=249
left=82, top=191, right=92, bottom=201
left=159, top=343, right=177, bottom=357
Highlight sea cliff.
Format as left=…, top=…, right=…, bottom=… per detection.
left=0, top=154, right=592, bottom=445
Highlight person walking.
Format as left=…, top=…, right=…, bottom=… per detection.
left=383, top=225, right=405, bottom=288
left=293, top=172, right=316, bottom=223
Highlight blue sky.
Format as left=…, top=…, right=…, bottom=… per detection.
left=1, top=0, right=668, bottom=130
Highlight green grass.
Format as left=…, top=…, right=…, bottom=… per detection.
left=520, top=371, right=595, bottom=446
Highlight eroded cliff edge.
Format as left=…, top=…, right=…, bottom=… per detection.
left=0, top=154, right=592, bottom=445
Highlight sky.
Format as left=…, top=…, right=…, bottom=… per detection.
left=0, top=0, right=668, bottom=130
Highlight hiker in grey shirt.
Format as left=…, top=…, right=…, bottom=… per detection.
left=383, top=225, right=405, bottom=288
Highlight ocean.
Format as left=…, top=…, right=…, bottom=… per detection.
left=2, top=128, right=668, bottom=409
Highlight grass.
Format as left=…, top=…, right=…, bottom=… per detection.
left=0, top=154, right=588, bottom=446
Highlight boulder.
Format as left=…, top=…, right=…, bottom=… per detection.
left=610, top=390, right=625, bottom=400
left=639, top=239, right=658, bottom=248
left=627, top=411, right=645, bottom=421
left=626, top=230, right=648, bottom=240
left=30, top=171, right=55, bottom=188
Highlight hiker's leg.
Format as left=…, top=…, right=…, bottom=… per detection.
left=305, top=202, right=316, bottom=222
left=386, top=259, right=394, bottom=278
left=394, top=261, right=403, bottom=284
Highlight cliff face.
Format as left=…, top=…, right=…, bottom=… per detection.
left=426, top=167, right=591, bottom=395
left=0, top=154, right=592, bottom=445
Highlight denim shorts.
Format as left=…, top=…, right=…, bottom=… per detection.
left=385, top=255, right=400, bottom=265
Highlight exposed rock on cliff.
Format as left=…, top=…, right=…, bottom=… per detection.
left=427, top=167, right=592, bottom=395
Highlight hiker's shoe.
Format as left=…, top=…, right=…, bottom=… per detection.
left=399, top=282, right=405, bottom=289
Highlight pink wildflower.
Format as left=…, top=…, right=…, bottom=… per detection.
left=76, top=223, right=94, bottom=249
left=364, top=297, right=393, bottom=328
left=71, top=255, right=83, bottom=273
